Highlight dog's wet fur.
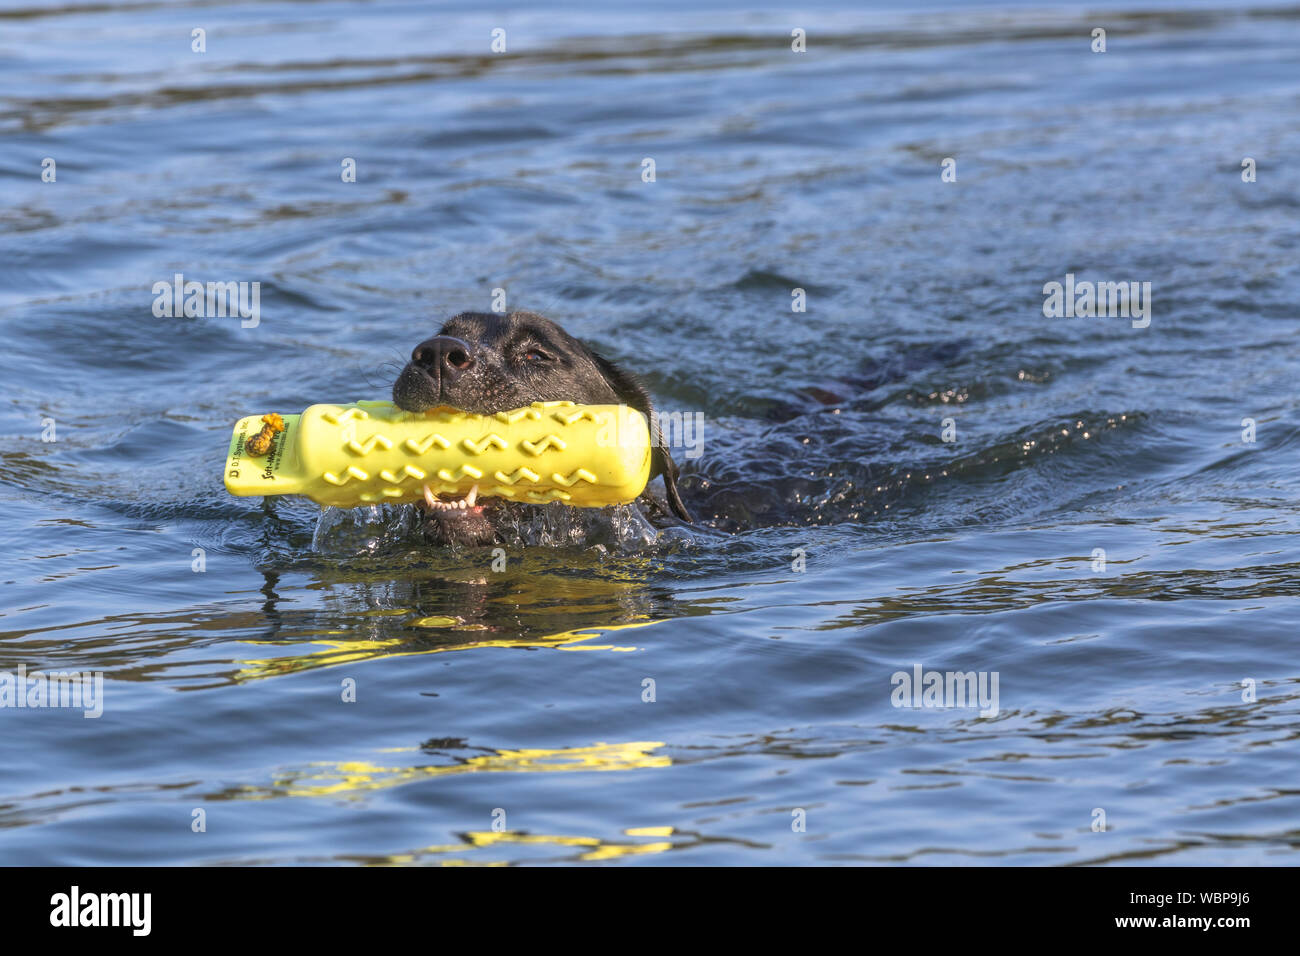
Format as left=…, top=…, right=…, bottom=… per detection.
left=392, top=311, right=690, bottom=545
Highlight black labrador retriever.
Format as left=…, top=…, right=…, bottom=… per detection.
left=392, top=310, right=691, bottom=545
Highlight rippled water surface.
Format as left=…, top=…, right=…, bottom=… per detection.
left=2, top=0, right=1299, bottom=865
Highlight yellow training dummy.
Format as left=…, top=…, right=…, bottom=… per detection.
left=223, top=400, right=651, bottom=509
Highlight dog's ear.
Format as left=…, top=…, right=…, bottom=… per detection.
left=589, top=351, right=693, bottom=523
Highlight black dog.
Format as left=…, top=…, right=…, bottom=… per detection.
left=392, top=311, right=691, bottom=545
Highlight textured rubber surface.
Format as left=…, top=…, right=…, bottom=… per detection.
left=224, top=400, right=652, bottom=508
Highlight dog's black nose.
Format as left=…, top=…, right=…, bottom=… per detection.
left=411, top=335, right=474, bottom=382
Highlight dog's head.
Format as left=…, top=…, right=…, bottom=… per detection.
left=392, top=310, right=691, bottom=541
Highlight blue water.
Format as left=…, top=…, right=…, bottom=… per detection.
left=1, top=0, right=1299, bottom=865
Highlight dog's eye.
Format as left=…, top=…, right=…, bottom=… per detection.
left=522, top=349, right=550, bottom=363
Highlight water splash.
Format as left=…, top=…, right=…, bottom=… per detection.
left=311, top=503, right=419, bottom=554
left=311, top=499, right=666, bottom=554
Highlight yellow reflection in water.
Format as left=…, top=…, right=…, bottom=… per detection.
left=373, top=827, right=677, bottom=865
left=231, top=739, right=671, bottom=801
left=232, top=619, right=661, bottom=682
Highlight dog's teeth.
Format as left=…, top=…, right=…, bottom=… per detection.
left=422, top=481, right=480, bottom=513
